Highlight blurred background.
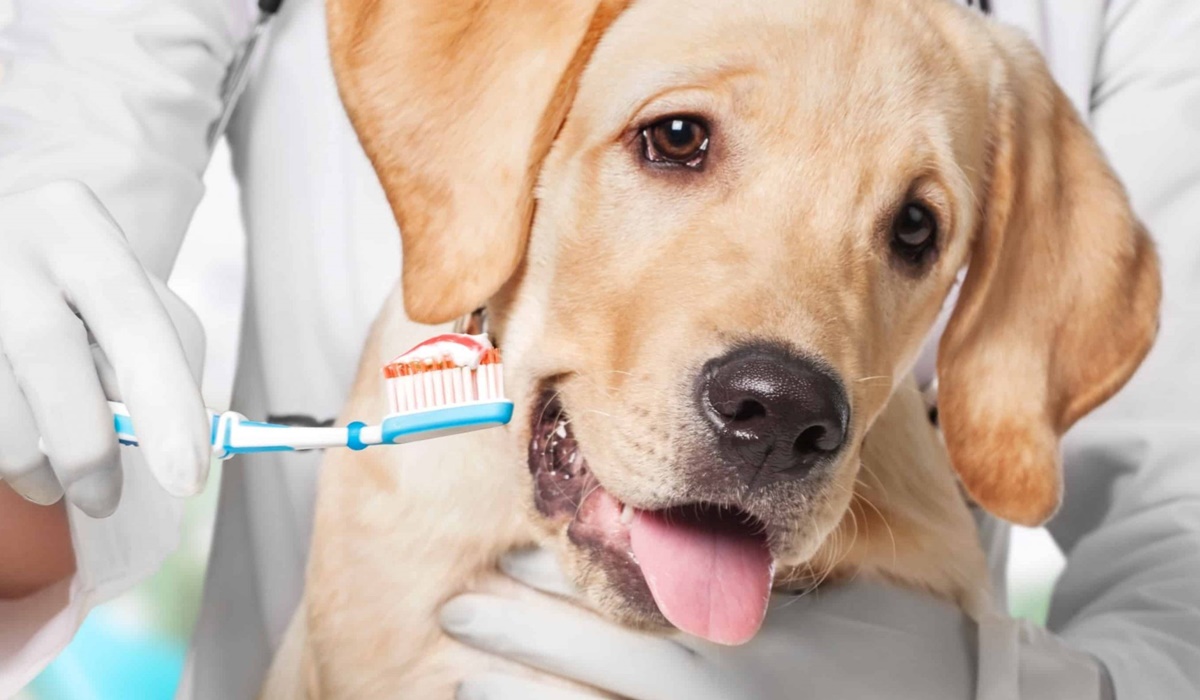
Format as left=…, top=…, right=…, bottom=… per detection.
left=17, top=143, right=1068, bottom=699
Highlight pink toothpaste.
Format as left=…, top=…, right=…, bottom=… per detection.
left=382, top=334, right=504, bottom=414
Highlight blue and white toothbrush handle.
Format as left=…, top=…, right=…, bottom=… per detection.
left=109, top=400, right=514, bottom=460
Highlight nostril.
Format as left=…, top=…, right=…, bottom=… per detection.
left=710, top=397, right=768, bottom=425
left=792, top=423, right=841, bottom=455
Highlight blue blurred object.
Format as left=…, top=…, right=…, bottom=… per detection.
left=28, top=606, right=186, bottom=700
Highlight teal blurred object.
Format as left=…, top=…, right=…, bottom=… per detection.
left=24, top=464, right=223, bottom=700
left=27, top=606, right=186, bottom=700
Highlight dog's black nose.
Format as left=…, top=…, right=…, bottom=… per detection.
left=699, top=346, right=849, bottom=484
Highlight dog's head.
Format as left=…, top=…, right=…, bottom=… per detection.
left=329, top=0, right=1160, bottom=643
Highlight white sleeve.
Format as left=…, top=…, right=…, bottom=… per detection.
left=0, top=1, right=249, bottom=695
left=1039, top=0, right=1200, bottom=697
left=0, top=0, right=251, bottom=277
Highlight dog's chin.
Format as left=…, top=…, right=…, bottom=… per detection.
left=527, top=388, right=802, bottom=645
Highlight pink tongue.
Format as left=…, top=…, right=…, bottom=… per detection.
left=629, top=509, right=772, bottom=645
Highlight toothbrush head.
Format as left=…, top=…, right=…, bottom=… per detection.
left=382, top=333, right=507, bottom=414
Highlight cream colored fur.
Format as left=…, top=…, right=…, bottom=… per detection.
left=261, top=0, right=1160, bottom=696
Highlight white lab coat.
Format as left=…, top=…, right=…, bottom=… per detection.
left=0, top=0, right=1197, bottom=698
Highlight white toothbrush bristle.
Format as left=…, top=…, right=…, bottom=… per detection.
left=383, top=348, right=505, bottom=414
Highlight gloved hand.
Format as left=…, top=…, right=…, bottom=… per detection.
left=0, top=181, right=211, bottom=517
left=441, top=547, right=979, bottom=700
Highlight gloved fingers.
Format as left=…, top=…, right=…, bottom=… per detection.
left=456, top=673, right=610, bottom=700
left=0, top=282, right=121, bottom=517
left=0, top=350, right=62, bottom=504
left=146, top=275, right=206, bottom=383
left=90, top=343, right=121, bottom=402
left=441, top=594, right=706, bottom=700
left=500, top=547, right=579, bottom=599
left=60, top=241, right=210, bottom=498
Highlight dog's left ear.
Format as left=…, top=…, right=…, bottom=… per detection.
left=937, top=28, right=1162, bottom=526
left=327, top=0, right=630, bottom=324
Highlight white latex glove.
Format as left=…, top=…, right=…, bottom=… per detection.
left=441, top=547, right=979, bottom=700
left=0, top=181, right=211, bottom=517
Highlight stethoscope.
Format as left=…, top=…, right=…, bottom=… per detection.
left=207, top=0, right=286, bottom=149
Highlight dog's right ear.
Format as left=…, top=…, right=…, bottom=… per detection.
left=327, top=0, right=630, bottom=324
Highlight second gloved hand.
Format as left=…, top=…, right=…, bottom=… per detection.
left=441, top=547, right=979, bottom=700
left=0, top=181, right=211, bottom=517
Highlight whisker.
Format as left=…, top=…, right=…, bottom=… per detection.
left=572, top=480, right=604, bottom=520
left=534, top=388, right=567, bottom=426
left=853, top=375, right=893, bottom=384
left=856, top=461, right=892, bottom=507
left=853, top=486, right=898, bottom=569
left=580, top=408, right=615, bottom=420
left=571, top=368, right=637, bottom=400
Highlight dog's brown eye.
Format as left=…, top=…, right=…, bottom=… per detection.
left=891, top=202, right=938, bottom=261
left=641, top=117, right=709, bottom=168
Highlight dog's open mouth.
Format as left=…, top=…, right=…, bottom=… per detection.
left=529, top=390, right=774, bottom=644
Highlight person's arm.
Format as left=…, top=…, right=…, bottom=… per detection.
left=0, top=0, right=249, bottom=694
left=0, top=0, right=247, bottom=532
left=1039, top=0, right=1200, bottom=695
left=0, top=486, right=73, bottom=600
left=0, top=0, right=252, bottom=276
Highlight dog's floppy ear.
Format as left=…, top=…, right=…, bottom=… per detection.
left=327, top=0, right=629, bottom=323
left=937, top=29, right=1161, bottom=526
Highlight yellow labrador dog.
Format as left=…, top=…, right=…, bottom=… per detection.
left=264, top=0, right=1161, bottom=696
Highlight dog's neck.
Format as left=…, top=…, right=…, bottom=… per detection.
left=302, top=289, right=537, bottom=695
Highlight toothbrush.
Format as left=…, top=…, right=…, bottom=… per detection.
left=109, top=333, right=513, bottom=459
